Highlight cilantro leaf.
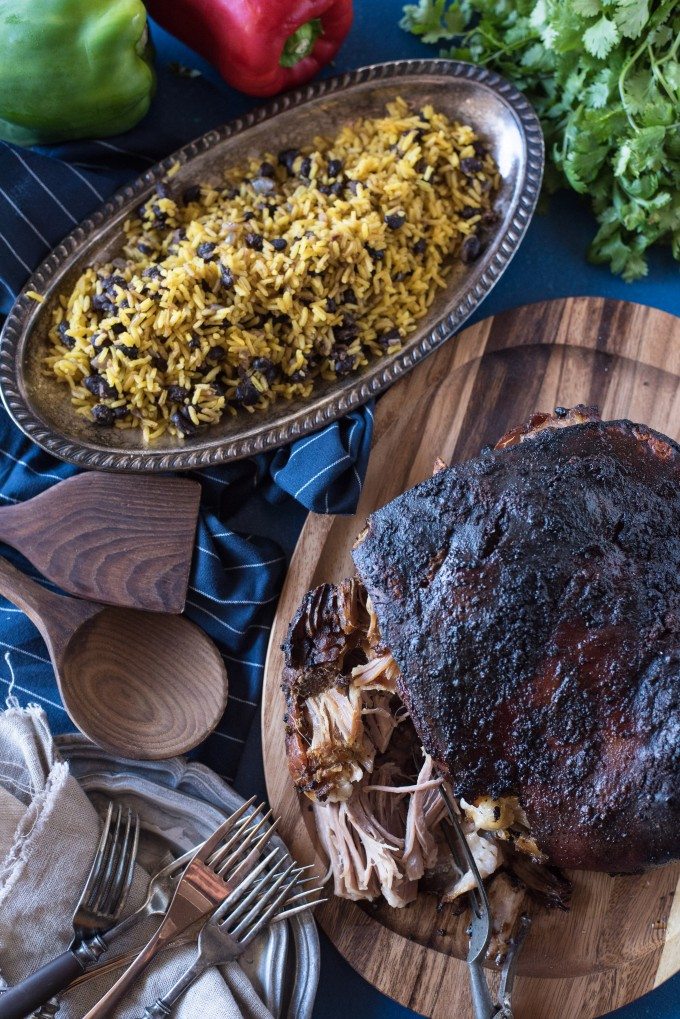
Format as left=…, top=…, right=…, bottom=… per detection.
left=583, top=15, right=620, bottom=58
left=399, top=0, right=464, bottom=43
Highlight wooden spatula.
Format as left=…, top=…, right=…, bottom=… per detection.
left=0, top=473, right=200, bottom=613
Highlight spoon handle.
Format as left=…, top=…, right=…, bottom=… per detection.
left=0, top=556, right=100, bottom=652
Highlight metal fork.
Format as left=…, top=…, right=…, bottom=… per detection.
left=137, top=853, right=325, bottom=1017
left=0, top=801, right=139, bottom=1019
left=82, top=806, right=279, bottom=1019
left=101, top=796, right=262, bottom=947
left=439, top=786, right=530, bottom=1019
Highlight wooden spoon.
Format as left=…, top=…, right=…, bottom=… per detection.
left=0, top=557, right=228, bottom=759
left=0, top=473, right=201, bottom=613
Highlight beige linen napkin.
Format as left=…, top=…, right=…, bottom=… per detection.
left=0, top=703, right=274, bottom=1019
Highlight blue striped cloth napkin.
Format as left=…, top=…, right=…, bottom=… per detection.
left=0, top=66, right=374, bottom=783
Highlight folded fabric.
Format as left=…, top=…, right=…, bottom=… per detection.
left=0, top=703, right=274, bottom=1018
left=0, top=42, right=374, bottom=770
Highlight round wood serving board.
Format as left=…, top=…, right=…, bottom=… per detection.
left=262, top=297, right=680, bottom=1019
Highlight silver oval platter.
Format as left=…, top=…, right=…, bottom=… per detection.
left=56, top=735, right=320, bottom=1019
left=0, top=59, right=543, bottom=472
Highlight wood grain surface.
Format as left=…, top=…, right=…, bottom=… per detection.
left=0, top=555, right=228, bottom=760
left=262, top=297, right=680, bottom=1018
left=0, top=474, right=201, bottom=613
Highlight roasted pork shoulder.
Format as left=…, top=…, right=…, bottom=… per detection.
left=353, top=409, right=680, bottom=872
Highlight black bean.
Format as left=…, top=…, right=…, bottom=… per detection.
left=118, top=298, right=130, bottom=310
left=343, top=288, right=357, bottom=306
left=376, top=327, right=401, bottom=348
left=200, top=278, right=213, bottom=294
left=92, top=293, right=116, bottom=316
left=251, top=176, right=275, bottom=195
left=211, top=379, right=228, bottom=396
left=155, top=181, right=171, bottom=199
left=113, top=405, right=129, bottom=420
left=365, top=245, right=385, bottom=261
left=116, top=343, right=140, bottom=359
left=252, top=356, right=277, bottom=383
left=413, top=237, right=427, bottom=255
left=111, top=322, right=126, bottom=336
left=460, top=156, right=483, bottom=176
left=460, top=205, right=479, bottom=219
left=137, top=242, right=153, bottom=255
left=167, top=385, right=190, bottom=403
left=330, top=180, right=345, bottom=197
left=92, top=404, right=115, bottom=426
left=233, top=380, right=260, bottom=406
left=473, top=140, right=487, bottom=158
left=103, top=274, right=127, bottom=289
left=317, top=183, right=331, bottom=195
left=93, top=332, right=113, bottom=349
left=83, top=374, right=116, bottom=399
left=188, top=334, right=201, bottom=350
left=325, top=296, right=337, bottom=313
left=57, top=321, right=76, bottom=349
left=335, top=315, right=359, bottom=344
left=277, top=148, right=299, bottom=173
left=385, top=212, right=406, bottom=230
left=259, top=161, right=276, bottom=178
left=333, top=351, right=356, bottom=376
left=142, top=265, right=163, bottom=280
left=219, top=264, right=235, bottom=289
left=207, top=345, right=226, bottom=363
left=461, top=234, right=482, bottom=263
left=271, top=237, right=287, bottom=251
left=245, top=232, right=264, bottom=251
left=415, top=159, right=427, bottom=174
left=151, top=204, right=167, bottom=226
left=182, top=185, right=201, bottom=205
left=151, top=353, right=168, bottom=371
left=298, top=156, right=312, bottom=179
left=327, top=158, right=342, bottom=178
left=242, top=210, right=255, bottom=221
left=196, top=241, right=216, bottom=261
left=171, top=409, right=197, bottom=436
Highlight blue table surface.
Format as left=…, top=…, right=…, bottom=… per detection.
left=31, top=2, right=680, bottom=1016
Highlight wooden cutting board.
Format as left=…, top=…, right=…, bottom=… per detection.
left=262, top=297, right=680, bottom=1019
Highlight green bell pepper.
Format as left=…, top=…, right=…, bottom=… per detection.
left=0, top=0, right=155, bottom=145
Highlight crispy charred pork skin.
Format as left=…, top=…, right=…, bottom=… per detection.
left=352, top=412, right=680, bottom=872
left=282, top=579, right=374, bottom=801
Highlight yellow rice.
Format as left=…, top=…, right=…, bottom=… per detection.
left=45, top=98, right=500, bottom=441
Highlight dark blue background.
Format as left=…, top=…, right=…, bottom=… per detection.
left=3, top=0, right=678, bottom=1015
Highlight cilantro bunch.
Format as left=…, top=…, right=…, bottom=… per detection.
left=400, top=0, right=680, bottom=280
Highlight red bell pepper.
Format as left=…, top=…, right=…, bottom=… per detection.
left=146, top=0, right=353, bottom=97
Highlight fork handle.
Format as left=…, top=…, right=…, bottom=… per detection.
left=137, top=957, right=208, bottom=1019
left=0, top=950, right=85, bottom=1019
left=82, top=927, right=163, bottom=1019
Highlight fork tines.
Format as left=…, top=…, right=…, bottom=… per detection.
left=76, top=802, right=140, bottom=939
left=211, top=852, right=325, bottom=947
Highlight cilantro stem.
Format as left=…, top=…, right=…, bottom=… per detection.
left=618, top=36, right=649, bottom=133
